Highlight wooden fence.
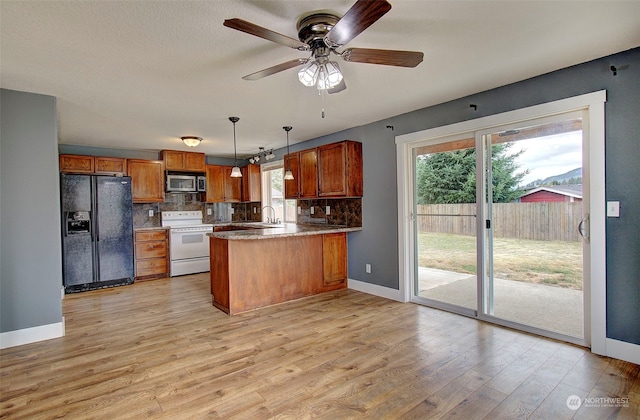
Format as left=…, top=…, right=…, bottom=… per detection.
left=416, top=202, right=583, bottom=242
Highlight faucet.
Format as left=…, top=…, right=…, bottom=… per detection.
left=261, top=206, right=276, bottom=224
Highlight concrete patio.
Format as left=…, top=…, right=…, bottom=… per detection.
left=418, top=267, right=584, bottom=338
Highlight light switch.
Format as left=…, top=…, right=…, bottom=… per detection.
left=607, top=201, right=620, bottom=217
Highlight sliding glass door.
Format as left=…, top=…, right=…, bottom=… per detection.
left=412, top=111, right=587, bottom=343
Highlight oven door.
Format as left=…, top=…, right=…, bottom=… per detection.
left=169, top=228, right=210, bottom=260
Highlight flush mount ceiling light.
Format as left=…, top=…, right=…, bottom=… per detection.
left=229, top=117, right=242, bottom=178
left=181, top=136, right=202, bottom=148
left=283, top=126, right=294, bottom=181
left=249, top=147, right=275, bottom=164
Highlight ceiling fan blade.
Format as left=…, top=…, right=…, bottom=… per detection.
left=242, top=58, right=309, bottom=81
left=324, top=0, right=392, bottom=48
left=224, top=18, right=310, bottom=51
left=341, top=48, right=424, bottom=67
left=328, top=79, right=347, bottom=94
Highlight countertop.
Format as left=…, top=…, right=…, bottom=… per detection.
left=133, top=226, right=168, bottom=231
left=208, top=223, right=361, bottom=240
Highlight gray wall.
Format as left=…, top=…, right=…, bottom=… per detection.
left=298, top=47, right=640, bottom=346
left=1, top=89, right=63, bottom=333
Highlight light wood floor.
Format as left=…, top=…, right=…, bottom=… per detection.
left=1, top=274, right=638, bottom=419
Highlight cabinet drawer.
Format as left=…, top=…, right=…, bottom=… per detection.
left=135, top=230, right=167, bottom=242
left=135, top=241, right=167, bottom=259
left=135, top=258, right=168, bottom=277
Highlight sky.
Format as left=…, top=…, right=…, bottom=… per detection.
left=510, top=131, right=582, bottom=187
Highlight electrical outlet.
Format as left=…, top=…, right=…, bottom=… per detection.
left=297, top=206, right=301, bottom=214
left=230, top=208, right=235, bottom=215
left=148, top=209, right=154, bottom=217
left=365, top=264, right=371, bottom=273
left=326, top=206, right=330, bottom=215
left=310, top=206, right=314, bottom=215
left=253, top=207, right=257, bottom=214
left=206, top=208, right=212, bottom=216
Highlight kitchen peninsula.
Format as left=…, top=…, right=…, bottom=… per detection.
left=208, top=224, right=361, bottom=315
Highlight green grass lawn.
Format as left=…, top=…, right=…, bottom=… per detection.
left=417, top=232, right=583, bottom=290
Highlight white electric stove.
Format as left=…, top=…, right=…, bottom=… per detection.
left=161, top=211, right=213, bottom=276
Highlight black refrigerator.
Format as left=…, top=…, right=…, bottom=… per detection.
left=61, top=174, right=134, bottom=293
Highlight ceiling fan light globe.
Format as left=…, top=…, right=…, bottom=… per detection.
left=316, top=62, right=343, bottom=90
left=298, top=61, right=319, bottom=87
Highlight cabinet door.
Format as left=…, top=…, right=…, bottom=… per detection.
left=59, top=154, right=94, bottom=173
left=95, top=157, right=127, bottom=175
left=162, top=150, right=185, bottom=171
left=241, top=164, right=261, bottom=202
left=184, top=152, right=206, bottom=172
left=299, top=149, right=318, bottom=198
left=318, top=142, right=346, bottom=196
left=127, top=159, right=165, bottom=203
left=323, top=233, right=347, bottom=287
left=224, top=167, right=242, bottom=202
left=318, top=141, right=363, bottom=197
left=206, top=165, right=225, bottom=202
left=284, top=153, right=300, bottom=199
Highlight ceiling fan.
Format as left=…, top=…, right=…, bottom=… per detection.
left=223, top=0, right=424, bottom=94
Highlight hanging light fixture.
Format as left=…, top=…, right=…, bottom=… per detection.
left=283, top=126, right=294, bottom=181
left=248, top=147, right=276, bottom=164
left=229, top=117, right=242, bottom=178
left=181, top=136, right=202, bottom=148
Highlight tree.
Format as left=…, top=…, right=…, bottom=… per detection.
left=416, top=143, right=527, bottom=204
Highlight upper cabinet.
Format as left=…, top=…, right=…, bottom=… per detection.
left=95, top=156, right=127, bottom=176
left=205, top=165, right=241, bottom=203
left=318, top=141, right=363, bottom=197
left=60, top=154, right=94, bottom=173
left=285, top=140, right=362, bottom=199
left=284, top=149, right=318, bottom=199
left=127, top=159, right=165, bottom=203
left=161, top=150, right=206, bottom=172
left=60, top=154, right=127, bottom=176
left=241, top=164, right=261, bottom=202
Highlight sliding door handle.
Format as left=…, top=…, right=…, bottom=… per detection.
left=578, top=214, right=590, bottom=243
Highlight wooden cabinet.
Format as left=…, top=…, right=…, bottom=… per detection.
left=241, top=164, right=261, bottom=202
left=127, top=159, right=165, bottom=203
left=284, top=149, right=317, bottom=199
left=95, top=157, right=127, bottom=176
left=161, top=150, right=206, bottom=172
left=318, top=141, right=363, bottom=197
left=322, top=233, right=348, bottom=287
left=134, top=229, right=169, bottom=279
left=205, top=165, right=241, bottom=203
left=59, top=154, right=94, bottom=173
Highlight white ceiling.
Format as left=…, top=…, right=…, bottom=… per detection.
left=1, top=1, right=639, bottom=158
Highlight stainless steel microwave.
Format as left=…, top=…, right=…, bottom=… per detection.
left=166, top=174, right=197, bottom=192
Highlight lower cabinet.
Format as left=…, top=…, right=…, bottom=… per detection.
left=134, top=229, right=169, bottom=280
left=323, top=233, right=348, bottom=287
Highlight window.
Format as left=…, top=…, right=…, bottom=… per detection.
left=261, top=161, right=296, bottom=223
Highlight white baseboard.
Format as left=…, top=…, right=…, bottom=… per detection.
left=605, top=338, right=640, bottom=365
left=0, top=319, right=65, bottom=349
left=348, top=278, right=404, bottom=302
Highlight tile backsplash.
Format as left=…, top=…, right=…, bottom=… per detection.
left=132, top=193, right=261, bottom=227
left=133, top=195, right=362, bottom=228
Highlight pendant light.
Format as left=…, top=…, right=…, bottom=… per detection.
left=283, top=126, right=294, bottom=181
left=229, top=116, right=242, bottom=178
